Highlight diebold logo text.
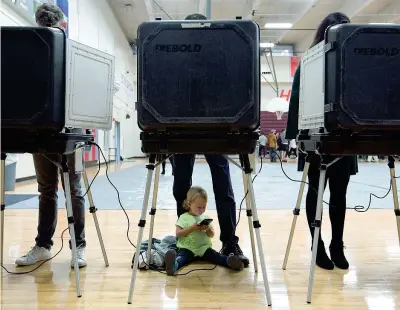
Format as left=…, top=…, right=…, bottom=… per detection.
left=154, top=44, right=202, bottom=53
left=353, top=47, right=399, bottom=56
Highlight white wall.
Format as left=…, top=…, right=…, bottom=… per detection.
left=260, top=56, right=296, bottom=108
left=1, top=0, right=143, bottom=179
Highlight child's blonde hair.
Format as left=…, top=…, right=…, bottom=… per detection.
left=183, top=186, right=208, bottom=210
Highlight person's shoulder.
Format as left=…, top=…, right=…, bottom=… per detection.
left=176, top=212, right=193, bottom=227
left=178, top=212, right=192, bottom=220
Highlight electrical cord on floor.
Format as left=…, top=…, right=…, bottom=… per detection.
left=1, top=228, right=69, bottom=276
left=1, top=151, right=101, bottom=276
left=90, top=143, right=263, bottom=276
left=90, top=142, right=218, bottom=275
left=275, top=151, right=395, bottom=213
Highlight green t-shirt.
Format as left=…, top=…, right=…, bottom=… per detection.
left=176, top=212, right=212, bottom=257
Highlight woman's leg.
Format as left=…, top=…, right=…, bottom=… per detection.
left=305, top=156, right=334, bottom=270
left=328, top=168, right=350, bottom=269
left=201, top=248, right=244, bottom=271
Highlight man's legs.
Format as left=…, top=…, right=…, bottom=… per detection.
left=15, top=154, right=59, bottom=266
left=172, top=154, right=196, bottom=217
left=205, top=154, right=249, bottom=266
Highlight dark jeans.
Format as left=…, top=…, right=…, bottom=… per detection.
left=173, top=154, right=238, bottom=244
left=269, top=148, right=277, bottom=162
left=175, top=248, right=231, bottom=270
left=306, top=156, right=350, bottom=246
left=33, top=153, right=86, bottom=250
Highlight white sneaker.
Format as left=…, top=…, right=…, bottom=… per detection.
left=71, top=245, right=87, bottom=268
left=15, top=246, right=52, bottom=266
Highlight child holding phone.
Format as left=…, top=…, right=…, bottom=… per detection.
left=165, top=186, right=244, bottom=275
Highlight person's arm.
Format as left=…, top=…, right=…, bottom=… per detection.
left=205, top=225, right=215, bottom=238
left=176, top=223, right=200, bottom=238
left=286, top=66, right=301, bottom=140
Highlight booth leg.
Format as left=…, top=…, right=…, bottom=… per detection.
left=241, top=169, right=258, bottom=272
left=0, top=153, right=6, bottom=269
left=146, top=155, right=162, bottom=269
left=128, top=155, right=156, bottom=304
left=82, top=170, right=109, bottom=267
left=240, top=154, right=272, bottom=306
left=283, top=159, right=310, bottom=270
left=61, top=155, right=82, bottom=297
left=388, top=156, right=400, bottom=245
left=306, top=163, right=327, bottom=304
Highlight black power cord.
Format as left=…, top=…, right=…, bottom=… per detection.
left=1, top=228, right=69, bottom=275
left=89, top=142, right=264, bottom=276
left=275, top=151, right=395, bottom=212
left=1, top=151, right=104, bottom=276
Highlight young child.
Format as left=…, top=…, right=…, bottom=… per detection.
left=164, top=186, right=244, bottom=276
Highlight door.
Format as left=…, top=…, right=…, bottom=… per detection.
left=115, top=121, right=121, bottom=165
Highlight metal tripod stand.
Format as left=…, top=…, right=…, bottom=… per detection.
left=127, top=154, right=272, bottom=306
left=0, top=150, right=109, bottom=298
left=282, top=154, right=400, bottom=303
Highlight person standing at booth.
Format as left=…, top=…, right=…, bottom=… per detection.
left=15, top=3, right=87, bottom=268
left=286, top=12, right=358, bottom=270
left=172, top=13, right=249, bottom=267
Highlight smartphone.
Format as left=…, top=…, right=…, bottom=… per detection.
left=198, top=218, right=213, bottom=226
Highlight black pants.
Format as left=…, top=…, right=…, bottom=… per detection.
left=173, top=154, right=238, bottom=244
left=33, top=153, right=86, bottom=250
left=175, top=248, right=231, bottom=270
left=287, top=147, right=297, bottom=157
left=259, top=145, right=266, bottom=157
left=306, top=156, right=350, bottom=246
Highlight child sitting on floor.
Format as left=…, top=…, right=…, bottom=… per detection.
left=165, top=186, right=244, bottom=275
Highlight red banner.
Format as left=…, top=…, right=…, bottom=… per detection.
left=290, top=56, right=301, bottom=78
left=84, top=129, right=98, bottom=162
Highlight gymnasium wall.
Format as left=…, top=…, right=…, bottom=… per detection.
left=1, top=0, right=297, bottom=179
left=1, top=0, right=143, bottom=179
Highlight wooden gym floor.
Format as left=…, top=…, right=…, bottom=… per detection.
left=1, top=161, right=400, bottom=309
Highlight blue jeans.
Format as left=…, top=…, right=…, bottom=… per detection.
left=33, top=153, right=86, bottom=250
left=175, top=248, right=230, bottom=270
left=269, top=148, right=277, bottom=162
left=173, top=154, right=238, bottom=244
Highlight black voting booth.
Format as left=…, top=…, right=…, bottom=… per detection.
left=280, top=23, right=400, bottom=303
left=128, top=19, right=272, bottom=306
left=1, top=27, right=109, bottom=298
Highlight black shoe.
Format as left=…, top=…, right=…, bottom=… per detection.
left=222, top=243, right=249, bottom=267
left=161, top=170, right=165, bottom=175
left=312, top=241, right=334, bottom=270
left=329, top=242, right=349, bottom=270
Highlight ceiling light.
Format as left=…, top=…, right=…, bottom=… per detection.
left=264, top=23, right=292, bottom=29
left=260, top=42, right=275, bottom=48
